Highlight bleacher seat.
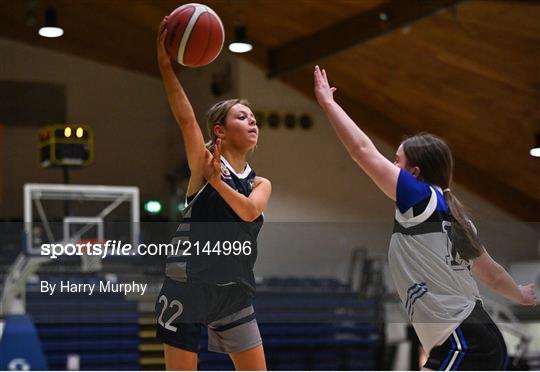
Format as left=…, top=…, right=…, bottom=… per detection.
left=25, top=275, right=140, bottom=370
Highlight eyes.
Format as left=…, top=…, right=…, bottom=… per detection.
left=236, top=113, right=256, bottom=124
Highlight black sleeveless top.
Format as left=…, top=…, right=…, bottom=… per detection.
left=165, top=157, right=263, bottom=295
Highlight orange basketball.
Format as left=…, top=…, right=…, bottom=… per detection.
left=165, top=3, right=225, bottom=67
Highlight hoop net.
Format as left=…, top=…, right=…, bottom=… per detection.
left=78, top=239, right=104, bottom=272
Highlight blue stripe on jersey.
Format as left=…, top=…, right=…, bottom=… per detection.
left=396, top=169, right=449, bottom=214
left=405, top=283, right=426, bottom=311
left=408, top=287, right=427, bottom=319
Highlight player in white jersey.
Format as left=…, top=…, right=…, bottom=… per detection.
left=313, top=65, right=537, bottom=370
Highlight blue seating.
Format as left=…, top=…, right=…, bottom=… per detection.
left=25, top=276, right=140, bottom=370
left=195, top=276, right=382, bottom=371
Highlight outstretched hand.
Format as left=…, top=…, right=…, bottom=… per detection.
left=519, top=283, right=538, bottom=306
left=313, top=65, right=337, bottom=107
left=157, top=17, right=171, bottom=66
left=203, top=139, right=222, bottom=186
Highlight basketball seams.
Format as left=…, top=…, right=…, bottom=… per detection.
left=177, top=5, right=206, bottom=65
left=167, top=6, right=195, bottom=61
left=195, top=9, right=213, bottom=66
left=205, top=6, right=225, bottom=51
left=206, top=12, right=225, bottom=64
left=166, top=3, right=225, bottom=67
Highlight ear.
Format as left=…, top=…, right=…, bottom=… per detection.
left=213, top=124, right=225, bottom=139
left=411, top=166, right=421, bottom=179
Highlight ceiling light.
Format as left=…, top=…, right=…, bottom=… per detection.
left=228, top=26, right=252, bottom=54
left=38, top=7, right=63, bottom=38
left=530, top=132, right=540, bottom=157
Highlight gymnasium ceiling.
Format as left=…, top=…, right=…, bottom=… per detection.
left=1, top=0, right=539, bottom=221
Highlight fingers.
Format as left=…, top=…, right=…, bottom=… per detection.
left=214, top=139, right=222, bottom=164
left=158, top=17, right=167, bottom=33
left=314, top=65, right=333, bottom=88
left=204, top=149, right=212, bottom=163
left=158, top=17, right=169, bottom=42
left=314, top=65, right=321, bottom=85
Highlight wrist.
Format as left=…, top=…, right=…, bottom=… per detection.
left=158, top=58, right=172, bottom=71
left=320, top=99, right=336, bottom=110
left=209, top=176, right=223, bottom=189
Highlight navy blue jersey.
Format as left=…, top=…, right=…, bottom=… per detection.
left=165, top=157, right=263, bottom=295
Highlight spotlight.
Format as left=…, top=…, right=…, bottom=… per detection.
left=38, top=7, right=63, bottom=38
left=228, top=26, right=252, bottom=54
left=530, top=132, right=540, bottom=157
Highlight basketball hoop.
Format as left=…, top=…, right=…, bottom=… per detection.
left=77, top=239, right=104, bottom=272
left=77, top=239, right=105, bottom=255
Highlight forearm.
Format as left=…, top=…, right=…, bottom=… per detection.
left=483, top=266, right=523, bottom=304
left=159, top=61, right=197, bottom=127
left=211, top=180, right=260, bottom=221
left=320, top=101, right=377, bottom=162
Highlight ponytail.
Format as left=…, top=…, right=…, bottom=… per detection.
left=401, top=133, right=483, bottom=261
left=443, top=189, right=483, bottom=260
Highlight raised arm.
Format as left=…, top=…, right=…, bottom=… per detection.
left=473, top=249, right=537, bottom=306
left=203, top=140, right=271, bottom=222
left=313, top=66, right=399, bottom=200
left=157, top=17, right=206, bottom=195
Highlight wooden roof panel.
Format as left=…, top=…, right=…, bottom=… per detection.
left=0, top=0, right=538, bottom=219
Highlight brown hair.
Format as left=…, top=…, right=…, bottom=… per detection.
left=401, top=133, right=483, bottom=260
left=205, top=98, right=251, bottom=149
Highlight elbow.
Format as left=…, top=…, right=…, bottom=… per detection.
left=240, top=208, right=262, bottom=222
left=350, top=143, right=369, bottom=164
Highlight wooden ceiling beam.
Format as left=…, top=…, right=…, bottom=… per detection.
left=267, top=0, right=463, bottom=78
left=279, top=71, right=540, bottom=221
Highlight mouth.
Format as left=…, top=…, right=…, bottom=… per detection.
left=248, top=129, right=258, bottom=135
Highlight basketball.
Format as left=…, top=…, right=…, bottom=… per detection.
left=165, top=3, right=224, bottom=67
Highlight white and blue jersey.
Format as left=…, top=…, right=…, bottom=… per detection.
left=388, top=169, right=482, bottom=353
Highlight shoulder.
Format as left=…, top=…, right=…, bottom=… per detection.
left=395, top=170, right=448, bottom=218
left=254, top=176, right=271, bottom=188
left=396, top=169, right=431, bottom=213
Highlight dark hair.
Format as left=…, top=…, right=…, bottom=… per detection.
left=205, top=98, right=251, bottom=149
left=401, top=133, right=483, bottom=260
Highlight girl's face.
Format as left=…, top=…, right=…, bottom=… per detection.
left=215, top=103, right=258, bottom=151
left=395, top=144, right=420, bottom=178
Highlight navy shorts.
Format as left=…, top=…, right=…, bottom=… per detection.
left=155, top=277, right=262, bottom=354
left=425, top=301, right=507, bottom=370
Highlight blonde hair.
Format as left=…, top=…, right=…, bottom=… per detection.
left=205, top=98, right=251, bottom=150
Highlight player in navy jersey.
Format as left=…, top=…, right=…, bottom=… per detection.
left=313, top=65, right=537, bottom=370
left=155, top=18, right=271, bottom=370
